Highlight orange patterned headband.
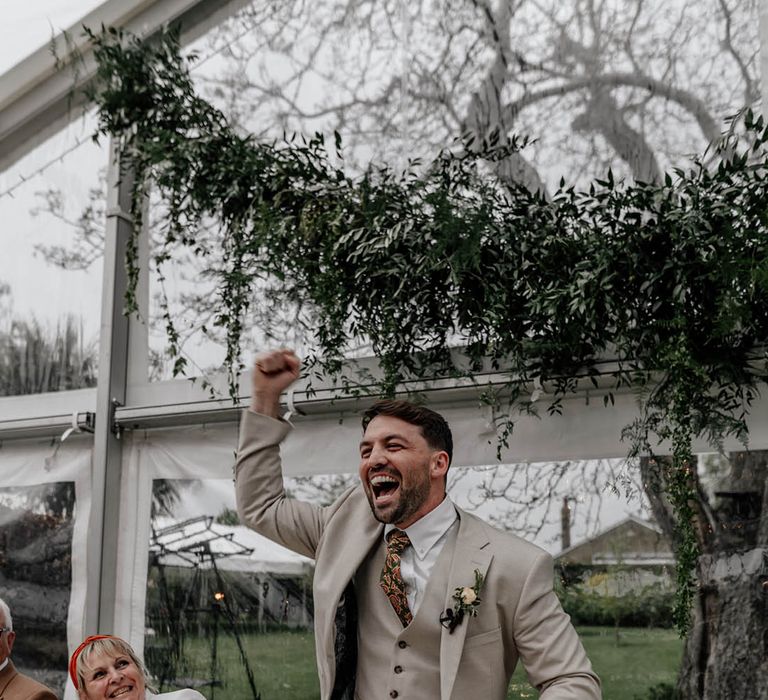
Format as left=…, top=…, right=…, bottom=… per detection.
left=68, top=635, right=119, bottom=690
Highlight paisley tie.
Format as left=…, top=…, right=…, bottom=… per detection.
left=380, top=529, right=413, bottom=627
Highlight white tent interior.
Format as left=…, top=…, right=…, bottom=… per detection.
left=1, top=2, right=768, bottom=698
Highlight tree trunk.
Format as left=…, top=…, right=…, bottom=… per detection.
left=461, top=0, right=548, bottom=196
left=677, top=547, right=768, bottom=699
left=640, top=452, right=768, bottom=699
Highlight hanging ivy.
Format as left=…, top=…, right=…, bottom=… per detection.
left=82, top=28, right=768, bottom=633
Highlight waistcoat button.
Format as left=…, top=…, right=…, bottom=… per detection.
left=394, top=665, right=403, bottom=674
left=390, top=691, right=399, bottom=698
left=398, top=640, right=407, bottom=649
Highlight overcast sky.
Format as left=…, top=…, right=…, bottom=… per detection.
left=0, top=0, right=648, bottom=551
left=0, top=2, right=116, bottom=338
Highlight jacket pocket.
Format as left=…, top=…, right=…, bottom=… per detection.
left=463, top=625, right=502, bottom=649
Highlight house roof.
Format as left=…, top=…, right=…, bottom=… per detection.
left=555, top=514, right=672, bottom=564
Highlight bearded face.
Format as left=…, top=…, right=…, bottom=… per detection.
left=358, top=415, right=448, bottom=529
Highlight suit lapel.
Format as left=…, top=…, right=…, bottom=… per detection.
left=0, top=660, right=18, bottom=699
left=312, top=489, right=382, bottom=698
left=321, top=492, right=383, bottom=606
left=439, top=510, right=493, bottom=700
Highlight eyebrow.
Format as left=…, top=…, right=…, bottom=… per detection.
left=88, top=656, right=127, bottom=674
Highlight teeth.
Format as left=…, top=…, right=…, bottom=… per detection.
left=111, top=688, right=131, bottom=698
left=370, top=475, right=398, bottom=485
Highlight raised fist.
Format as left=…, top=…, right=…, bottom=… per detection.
left=250, top=349, right=301, bottom=416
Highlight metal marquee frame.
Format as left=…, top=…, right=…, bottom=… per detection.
left=1, top=0, right=768, bottom=641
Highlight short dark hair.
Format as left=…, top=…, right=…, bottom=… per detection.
left=361, top=400, right=453, bottom=465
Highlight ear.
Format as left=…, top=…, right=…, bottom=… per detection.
left=430, top=451, right=450, bottom=480
left=5, top=630, right=14, bottom=654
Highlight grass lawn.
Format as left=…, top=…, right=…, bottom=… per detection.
left=508, top=627, right=683, bottom=700
left=162, top=630, right=320, bottom=700
left=159, top=626, right=682, bottom=700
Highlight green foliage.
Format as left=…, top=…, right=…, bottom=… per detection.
left=0, top=316, right=96, bottom=396
left=634, top=682, right=680, bottom=700
left=150, top=479, right=182, bottom=519
left=83, top=29, right=768, bottom=634
left=215, top=506, right=241, bottom=526
left=558, top=583, right=676, bottom=629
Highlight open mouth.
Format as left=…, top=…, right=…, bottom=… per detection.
left=370, top=473, right=401, bottom=504
left=109, top=686, right=134, bottom=698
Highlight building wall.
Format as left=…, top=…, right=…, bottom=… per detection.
left=557, top=519, right=673, bottom=566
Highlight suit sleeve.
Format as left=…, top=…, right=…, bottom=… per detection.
left=235, top=409, right=328, bottom=559
left=29, top=690, right=58, bottom=700
left=512, top=551, right=602, bottom=699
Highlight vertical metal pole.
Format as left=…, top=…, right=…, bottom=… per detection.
left=210, top=601, right=218, bottom=700
left=85, top=142, right=144, bottom=634
left=762, top=0, right=768, bottom=120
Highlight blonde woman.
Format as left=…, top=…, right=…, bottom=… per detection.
left=69, top=636, right=205, bottom=700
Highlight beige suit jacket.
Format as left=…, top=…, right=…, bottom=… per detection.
left=235, top=410, right=601, bottom=700
left=0, top=661, right=57, bottom=700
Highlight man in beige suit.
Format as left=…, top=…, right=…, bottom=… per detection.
left=236, top=349, right=601, bottom=700
left=0, top=598, right=57, bottom=700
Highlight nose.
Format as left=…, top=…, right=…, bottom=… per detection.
left=365, top=443, right=388, bottom=469
left=107, top=666, right=123, bottom=684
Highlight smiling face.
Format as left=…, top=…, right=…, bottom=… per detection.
left=78, top=650, right=145, bottom=700
left=359, top=414, right=450, bottom=529
left=0, top=607, right=14, bottom=665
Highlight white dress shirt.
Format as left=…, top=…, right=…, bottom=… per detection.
left=0, top=657, right=7, bottom=673
left=384, top=496, right=458, bottom=615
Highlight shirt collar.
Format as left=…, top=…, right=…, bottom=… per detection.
left=384, top=496, right=457, bottom=560
left=0, top=658, right=8, bottom=673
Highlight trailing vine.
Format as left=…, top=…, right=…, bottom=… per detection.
left=82, top=29, right=768, bottom=634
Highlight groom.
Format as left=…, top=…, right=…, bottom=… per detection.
left=235, top=349, right=601, bottom=699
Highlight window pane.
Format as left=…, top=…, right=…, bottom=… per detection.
left=0, top=481, right=75, bottom=696
left=140, top=454, right=678, bottom=699
left=145, top=0, right=761, bottom=380
left=145, top=477, right=320, bottom=699
left=447, top=459, right=681, bottom=698
left=0, top=113, right=106, bottom=395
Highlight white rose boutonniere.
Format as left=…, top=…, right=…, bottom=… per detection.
left=440, top=569, right=484, bottom=633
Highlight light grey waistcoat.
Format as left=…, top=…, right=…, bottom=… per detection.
left=354, top=523, right=459, bottom=699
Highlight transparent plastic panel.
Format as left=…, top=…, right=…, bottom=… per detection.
left=144, top=477, right=320, bottom=699
left=0, top=112, right=106, bottom=395
left=189, top=0, right=761, bottom=187
left=146, top=0, right=762, bottom=380
left=146, top=200, right=322, bottom=383
left=449, top=457, right=648, bottom=553
left=449, top=457, right=683, bottom=698
left=0, top=481, right=75, bottom=696
left=141, top=452, right=677, bottom=699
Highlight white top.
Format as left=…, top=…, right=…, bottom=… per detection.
left=384, top=496, right=458, bottom=614
left=147, top=690, right=206, bottom=700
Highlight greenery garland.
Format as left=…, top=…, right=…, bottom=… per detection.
left=83, top=28, right=768, bottom=633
